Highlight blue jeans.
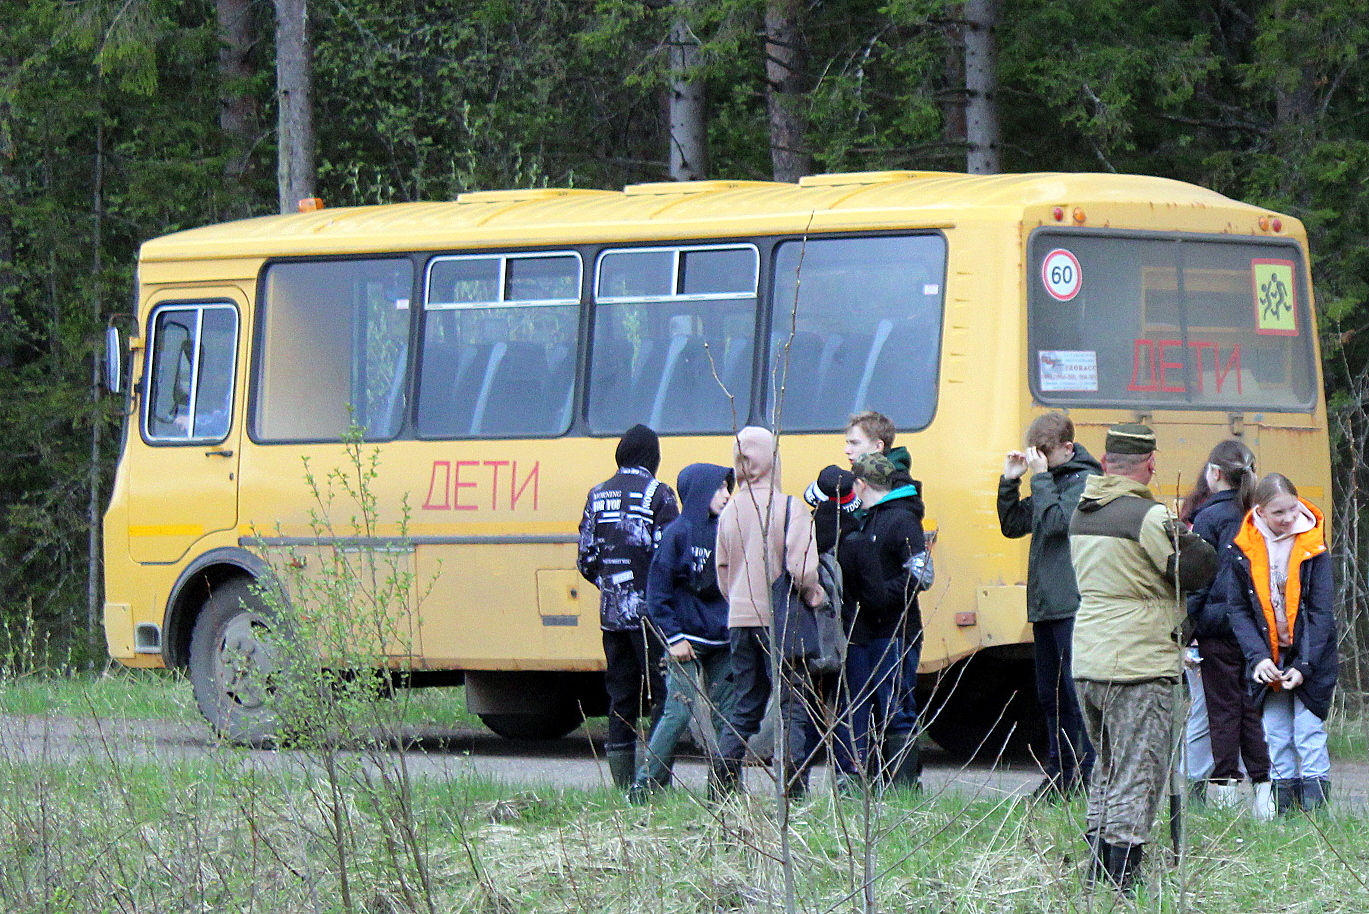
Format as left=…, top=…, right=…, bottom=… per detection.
left=717, top=627, right=821, bottom=791
left=843, top=634, right=920, bottom=772
left=1184, top=664, right=1215, bottom=781
left=636, top=643, right=735, bottom=785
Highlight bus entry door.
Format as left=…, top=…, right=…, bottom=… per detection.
left=126, top=293, right=244, bottom=564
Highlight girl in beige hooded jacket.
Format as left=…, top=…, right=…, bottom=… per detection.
left=712, top=427, right=824, bottom=797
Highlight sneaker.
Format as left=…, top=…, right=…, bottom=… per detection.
left=626, top=778, right=661, bottom=805
left=1251, top=781, right=1274, bottom=820
left=1210, top=781, right=1240, bottom=810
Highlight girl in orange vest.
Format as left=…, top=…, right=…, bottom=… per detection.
left=1224, top=473, right=1337, bottom=813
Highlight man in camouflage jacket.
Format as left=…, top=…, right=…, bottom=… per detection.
left=1068, top=423, right=1216, bottom=893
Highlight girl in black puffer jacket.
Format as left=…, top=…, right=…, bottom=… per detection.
left=1180, top=439, right=1270, bottom=814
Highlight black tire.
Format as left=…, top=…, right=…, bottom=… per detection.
left=188, top=577, right=283, bottom=745
left=478, top=706, right=585, bottom=740
left=923, top=656, right=1047, bottom=761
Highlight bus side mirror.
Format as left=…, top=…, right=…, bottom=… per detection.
left=104, top=326, right=125, bottom=394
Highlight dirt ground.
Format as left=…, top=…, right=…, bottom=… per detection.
left=3, top=712, right=1366, bottom=812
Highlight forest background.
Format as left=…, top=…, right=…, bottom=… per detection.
left=2, top=0, right=1368, bottom=705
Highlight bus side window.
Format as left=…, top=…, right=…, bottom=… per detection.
left=416, top=252, right=579, bottom=439
left=255, top=259, right=411, bottom=442
left=589, top=245, right=758, bottom=435
left=770, top=235, right=946, bottom=432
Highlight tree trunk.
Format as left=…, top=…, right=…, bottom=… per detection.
left=275, top=0, right=316, bottom=213
left=764, top=0, right=811, bottom=183
left=963, top=0, right=1001, bottom=174
left=668, top=2, right=708, bottom=181
left=87, top=87, right=106, bottom=663
left=218, top=0, right=258, bottom=217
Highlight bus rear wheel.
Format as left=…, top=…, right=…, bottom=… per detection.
left=478, top=706, right=585, bottom=741
left=923, top=656, right=1046, bottom=762
left=188, top=577, right=282, bottom=745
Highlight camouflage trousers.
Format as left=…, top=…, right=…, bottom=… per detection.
left=1075, top=678, right=1176, bottom=847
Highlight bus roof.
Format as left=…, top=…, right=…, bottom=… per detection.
left=140, top=171, right=1292, bottom=262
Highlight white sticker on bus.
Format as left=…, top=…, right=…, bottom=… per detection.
left=1041, top=249, right=1083, bottom=301
left=1038, top=350, right=1098, bottom=391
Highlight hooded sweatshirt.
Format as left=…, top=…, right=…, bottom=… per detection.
left=645, top=463, right=734, bottom=648
left=1068, top=473, right=1216, bottom=682
left=840, top=483, right=925, bottom=644
left=1224, top=498, right=1337, bottom=718
left=576, top=426, right=680, bottom=631
left=715, top=427, right=823, bottom=628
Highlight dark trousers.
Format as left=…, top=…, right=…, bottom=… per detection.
left=603, top=625, right=665, bottom=753
left=717, top=627, right=819, bottom=789
left=1196, top=634, right=1271, bottom=782
left=1034, top=617, right=1094, bottom=779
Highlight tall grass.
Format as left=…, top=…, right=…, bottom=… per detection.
left=0, top=721, right=1364, bottom=914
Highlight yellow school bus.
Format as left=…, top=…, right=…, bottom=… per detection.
left=103, top=171, right=1330, bottom=754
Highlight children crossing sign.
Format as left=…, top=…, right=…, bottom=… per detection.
left=1253, top=259, right=1298, bottom=336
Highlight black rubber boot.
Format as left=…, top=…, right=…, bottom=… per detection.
left=708, top=758, right=742, bottom=802
left=1273, top=778, right=1299, bottom=815
left=606, top=749, right=636, bottom=790
left=882, top=732, right=923, bottom=792
left=1103, top=842, right=1143, bottom=895
left=1299, top=777, right=1330, bottom=811
left=1083, top=835, right=1107, bottom=889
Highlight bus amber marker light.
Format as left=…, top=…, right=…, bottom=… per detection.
left=1072, top=207, right=1087, bottom=224
left=298, top=197, right=325, bottom=213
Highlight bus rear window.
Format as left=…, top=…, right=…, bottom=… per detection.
left=254, top=258, right=412, bottom=442
left=1028, top=232, right=1317, bottom=411
left=768, top=235, right=946, bottom=432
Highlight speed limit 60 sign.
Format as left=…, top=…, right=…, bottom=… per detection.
left=1042, top=249, right=1082, bottom=301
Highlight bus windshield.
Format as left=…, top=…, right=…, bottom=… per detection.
left=1028, top=230, right=1317, bottom=411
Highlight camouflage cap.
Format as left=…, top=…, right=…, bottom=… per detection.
left=1105, top=422, right=1157, bottom=455
left=851, top=452, right=898, bottom=488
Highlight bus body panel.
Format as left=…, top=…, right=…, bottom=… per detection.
left=103, top=171, right=1329, bottom=747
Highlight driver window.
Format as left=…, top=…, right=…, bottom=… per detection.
left=144, top=303, right=239, bottom=443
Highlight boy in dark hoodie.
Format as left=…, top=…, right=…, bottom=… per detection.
left=629, top=463, right=736, bottom=801
left=577, top=424, right=680, bottom=788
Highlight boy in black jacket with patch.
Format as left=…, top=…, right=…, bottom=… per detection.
left=840, top=452, right=925, bottom=789
left=629, top=463, right=735, bottom=801
left=577, top=424, right=680, bottom=787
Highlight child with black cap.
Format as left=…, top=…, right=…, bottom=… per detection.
left=577, top=424, right=680, bottom=788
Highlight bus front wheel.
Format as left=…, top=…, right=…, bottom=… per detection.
left=188, top=577, right=281, bottom=745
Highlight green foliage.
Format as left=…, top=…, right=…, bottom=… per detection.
left=2, top=0, right=1369, bottom=670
